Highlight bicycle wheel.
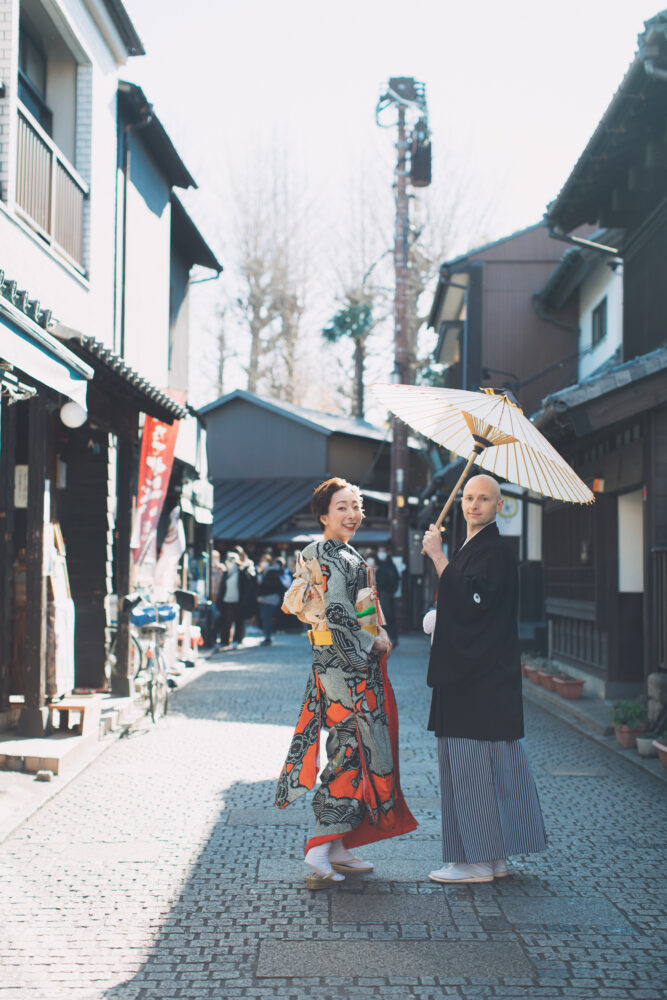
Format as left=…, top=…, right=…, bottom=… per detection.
left=131, top=634, right=143, bottom=680
left=148, top=650, right=169, bottom=722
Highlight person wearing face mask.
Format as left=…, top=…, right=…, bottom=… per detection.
left=276, top=477, right=417, bottom=889
left=375, top=546, right=400, bottom=647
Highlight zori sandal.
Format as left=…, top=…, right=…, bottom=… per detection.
left=305, top=870, right=345, bottom=890
left=331, top=857, right=374, bottom=874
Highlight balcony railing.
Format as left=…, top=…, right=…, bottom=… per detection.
left=16, top=102, right=88, bottom=271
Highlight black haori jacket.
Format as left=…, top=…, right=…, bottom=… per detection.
left=427, top=521, right=524, bottom=741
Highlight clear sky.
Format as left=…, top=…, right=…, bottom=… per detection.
left=122, top=0, right=663, bottom=403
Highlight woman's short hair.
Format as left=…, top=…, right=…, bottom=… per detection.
left=311, top=477, right=363, bottom=528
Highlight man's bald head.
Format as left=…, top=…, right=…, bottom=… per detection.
left=465, top=474, right=501, bottom=501
left=461, top=475, right=503, bottom=537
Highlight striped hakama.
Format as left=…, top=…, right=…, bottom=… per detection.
left=437, top=736, right=547, bottom=864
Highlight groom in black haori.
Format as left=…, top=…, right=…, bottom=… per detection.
left=422, top=474, right=546, bottom=883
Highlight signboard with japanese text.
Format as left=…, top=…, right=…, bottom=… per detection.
left=131, top=417, right=179, bottom=572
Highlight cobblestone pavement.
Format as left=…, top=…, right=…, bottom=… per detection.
left=1, top=630, right=666, bottom=1000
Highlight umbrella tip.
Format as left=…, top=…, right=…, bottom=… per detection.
left=481, top=386, right=522, bottom=411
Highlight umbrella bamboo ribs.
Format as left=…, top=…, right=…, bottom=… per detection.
left=369, top=383, right=594, bottom=555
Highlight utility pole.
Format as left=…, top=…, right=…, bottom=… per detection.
left=376, top=77, right=431, bottom=631
left=391, top=99, right=410, bottom=627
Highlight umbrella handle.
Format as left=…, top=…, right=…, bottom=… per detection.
left=433, top=451, right=479, bottom=530
left=421, top=444, right=487, bottom=555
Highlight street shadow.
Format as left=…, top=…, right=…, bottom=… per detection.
left=171, top=632, right=431, bottom=728
left=99, top=638, right=576, bottom=1000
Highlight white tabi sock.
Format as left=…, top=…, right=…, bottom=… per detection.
left=304, top=843, right=344, bottom=881
left=328, top=839, right=356, bottom=863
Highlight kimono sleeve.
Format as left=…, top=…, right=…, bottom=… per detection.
left=322, top=555, right=376, bottom=671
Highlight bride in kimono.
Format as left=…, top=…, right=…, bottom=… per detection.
left=275, top=477, right=417, bottom=889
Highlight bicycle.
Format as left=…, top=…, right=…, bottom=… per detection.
left=124, top=594, right=176, bottom=723
left=105, top=597, right=144, bottom=690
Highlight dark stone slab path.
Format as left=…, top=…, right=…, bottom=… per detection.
left=1, top=630, right=665, bottom=999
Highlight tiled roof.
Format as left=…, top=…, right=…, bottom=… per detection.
left=212, top=477, right=320, bottom=540
left=200, top=389, right=388, bottom=442
left=1, top=268, right=189, bottom=422
left=62, top=333, right=188, bottom=422
left=535, top=344, right=667, bottom=425
left=545, top=13, right=667, bottom=234
left=0, top=269, right=55, bottom=332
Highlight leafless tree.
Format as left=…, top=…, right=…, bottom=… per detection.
left=220, top=148, right=311, bottom=402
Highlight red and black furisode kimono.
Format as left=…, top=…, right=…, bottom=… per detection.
left=275, top=538, right=417, bottom=853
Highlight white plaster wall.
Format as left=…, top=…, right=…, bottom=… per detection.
left=578, top=260, right=623, bottom=380
left=527, top=500, right=542, bottom=561
left=121, top=132, right=171, bottom=387
left=0, top=0, right=129, bottom=350
left=618, top=489, right=644, bottom=593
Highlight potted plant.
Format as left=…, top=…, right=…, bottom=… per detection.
left=552, top=673, right=585, bottom=699
left=652, top=731, right=667, bottom=769
left=536, top=665, right=567, bottom=692
left=521, top=661, right=530, bottom=679
left=536, top=665, right=553, bottom=689
left=610, top=700, right=647, bottom=749
left=522, top=662, right=538, bottom=682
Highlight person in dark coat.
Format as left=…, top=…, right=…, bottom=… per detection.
left=216, top=551, right=253, bottom=647
left=422, top=474, right=546, bottom=884
left=375, top=546, right=400, bottom=646
left=256, top=553, right=285, bottom=646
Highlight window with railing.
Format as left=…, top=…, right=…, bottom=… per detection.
left=15, top=101, right=88, bottom=270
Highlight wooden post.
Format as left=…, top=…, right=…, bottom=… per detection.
left=17, top=394, right=48, bottom=737
left=0, top=399, right=17, bottom=712
left=111, top=411, right=137, bottom=696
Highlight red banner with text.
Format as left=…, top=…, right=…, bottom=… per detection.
left=131, top=416, right=179, bottom=571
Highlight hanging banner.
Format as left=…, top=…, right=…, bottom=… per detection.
left=131, top=417, right=179, bottom=569
left=154, top=506, right=186, bottom=595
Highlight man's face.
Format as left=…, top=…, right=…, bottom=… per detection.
left=461, top=477, right=503, bottom=532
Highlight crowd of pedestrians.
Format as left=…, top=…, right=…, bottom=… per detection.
left=209, top=546, right=293, bottom=648
left=207, top=543, right=402, bottom=651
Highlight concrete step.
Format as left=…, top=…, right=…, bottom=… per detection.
left=522, top=676, right=614, bottom=735
left=0, top=731, right=98, bottom=776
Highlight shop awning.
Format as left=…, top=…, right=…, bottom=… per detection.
left=0, top=300, right=92, bottom=409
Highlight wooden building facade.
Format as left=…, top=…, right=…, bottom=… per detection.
left=538, top=11, right=667, bottom=697
left=427, top=223, right=581, bottom=418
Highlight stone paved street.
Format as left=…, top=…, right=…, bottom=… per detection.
left=1, top=631, right=666, bottom=1000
